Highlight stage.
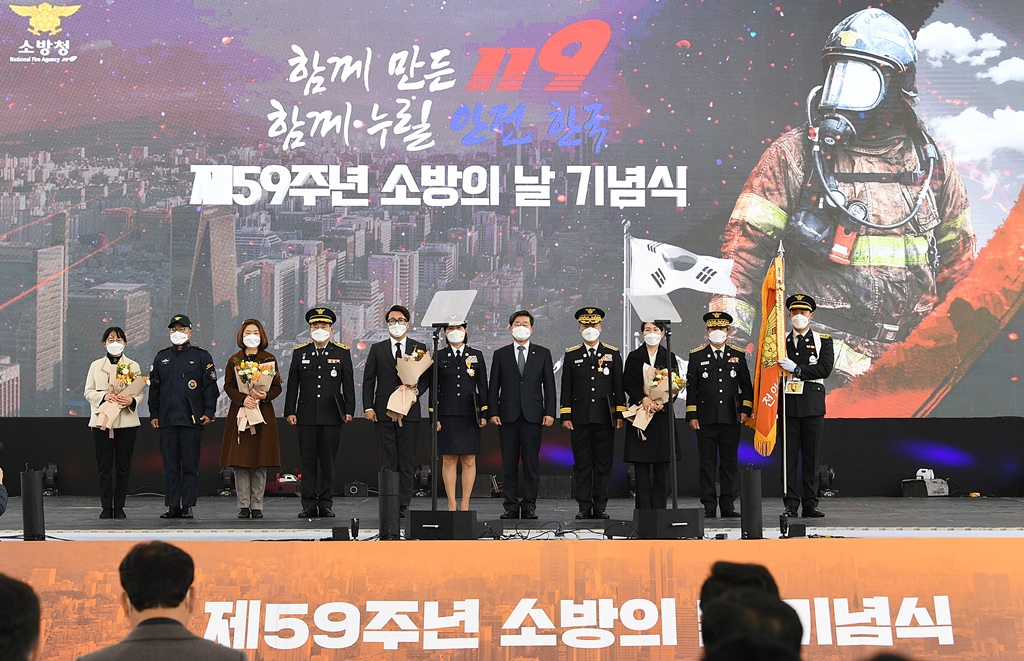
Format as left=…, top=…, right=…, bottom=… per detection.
left=3, top=494, right=1023, bottom=540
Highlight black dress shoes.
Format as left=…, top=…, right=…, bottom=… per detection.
left=592, top=509, right=610, bottom=520
left=500, top=510, right=519, bottom=520
left=250, top=509, right=263, bottom=519
left=803, top=507, right=825, bottom=518
left=319, top=507, right=335, bottom=518
left=782, top=507, right=799, bottom=518
left=179, top=506, right=194, bottom=519
left=298, top=508, right=318, bottom=518
left=521, top=511, right=538, bottom=520
left=704, top=509, right=717, bottom=519
left=238, top=508, right=251, bottom=519
left=575, top=510, right=591, bottom=520
left=100, top=508, right=114, bottom=519
left=160, top=506, right=181, bottom=519
left=721, top=511, right=741, bottom=518
left=113, top=507, right=127, bottom=519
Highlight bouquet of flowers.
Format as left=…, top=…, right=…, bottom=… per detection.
left=93, top=362, right=148, bottom=438
left=623, top=363, right=686, bottom=439
left=386, top=348, right=433, bottom=425
left=234, top=359, right=277, bottom=435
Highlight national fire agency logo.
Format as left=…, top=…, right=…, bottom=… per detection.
left=9, top=3, right=80, bottom=36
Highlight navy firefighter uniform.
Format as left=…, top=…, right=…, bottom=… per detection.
left=432, top=344, right=489, bottom=455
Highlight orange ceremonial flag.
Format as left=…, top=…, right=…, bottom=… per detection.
left=748, top=255, right=786, bottom=455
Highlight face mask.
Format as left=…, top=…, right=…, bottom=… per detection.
left=708, top=330, right=728, bottom=345
left=388, top=323, right=406, bottom=339
left=643, top=332, right=662, bottom=347
left=242, top=335, right=261, bottom=348
left=106, top=342, right=125, bottom=356
left=310, top=329, right=331, bottom=343
left=791, top=314, right=810, bottom=331
left=446, top=329, right=466, bottom=344
left=581, top=328, right=601, bottom=343
left=170, top=331, right=189, bottom=346
left=511, top=326, right=532, bottom=342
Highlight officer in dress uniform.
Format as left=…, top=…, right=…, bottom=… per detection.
left=149, top=314, right=219, bottom=519
left=560, top=307, right=625, bottom=520
left=685, top=312, right=753, bottom=519
left=284, top=307, right=355, bottom=519
left=777, top=294, right=835, bottom=518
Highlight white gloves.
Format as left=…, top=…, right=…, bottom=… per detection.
left=778, top=358, right=797, bottom=373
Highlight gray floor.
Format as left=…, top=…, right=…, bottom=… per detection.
left=3, top=494, right=1023, bottom=540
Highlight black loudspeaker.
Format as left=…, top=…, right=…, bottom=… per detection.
left=345, top=481, right=368, bottom=497
left=407, top=510, right=479, bottom=540
left=740, top=469, right=763, bottom=540
left=632, top=508, right=704, bottom=540
left=378, top=471, right=401, bottom=541
left=539, top=474, right=573, bottom=499
left=21, top=469, right=46, bottom=541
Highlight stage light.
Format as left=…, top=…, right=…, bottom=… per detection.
left=414, top=463, right=432, bottom=492
left=41, top=463, right=59, bottom=496
left=218, top=468, right=235, bottom=496
left=818, top=464, right=837, bottom=497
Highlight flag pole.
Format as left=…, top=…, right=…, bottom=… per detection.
left=623, top=220, right=631, bottom=352
left=777, top=241, right=789, bottom=511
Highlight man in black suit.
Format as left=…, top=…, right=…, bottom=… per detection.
left=777, top=294, right=835, bottom=518
left=560, top=307, right=624, bottom=520
left=488, top=310, right=556, bottom=520
left=685, top=311, right=753, bottom=519
left=363, top=304, right=429, bottom=517
left=284, top=307, right=355, bottom=519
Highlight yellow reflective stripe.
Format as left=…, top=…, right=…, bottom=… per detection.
left=615, top=406, right=627, bottom=412
left=849, top=235, right=929, bottom=268
left=833, top=339, right=871, bottom=378
left=685, top=405, right=697, bottom=412
left=560, top=407, right=572, bottom=414
left=733, top=193, right=788, bottom=237
left=936, top=209, right=971, bottom=248
left=742, top=400, right=753, bottom=408
left=479, top=405, right=488, bottom=411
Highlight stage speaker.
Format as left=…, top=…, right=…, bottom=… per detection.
left=407, top=510, right=479, bottom=540
left=632, top=508, right=704, bottom=540
left=378, top=471, right=401, bottom=540
left=21, top=469, right=46, bottom=541
left=345, top=481, right=368, bottom=497
left=901, top=478, right=949, bottom=497
left=539, top=474, right=573, bottom=499
left=740, top=469, right=763, bottom=540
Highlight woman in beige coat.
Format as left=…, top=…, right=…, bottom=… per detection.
left=219, top=319, right=282, bottom=519
left=84, top=326, right=145, bottom=519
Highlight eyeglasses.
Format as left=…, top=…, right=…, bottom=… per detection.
left=386, top=318, right=408, bottom=324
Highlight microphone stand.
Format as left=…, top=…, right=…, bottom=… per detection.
left=429, top=323, right=445, bottom=512
left=656, top=319, right=679, bottom=509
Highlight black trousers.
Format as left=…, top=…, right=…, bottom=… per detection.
left=783, top=415, right=824, bottom=510
left=159, top=426, right=202, bottom=507
left=93, top=426, right=137, bottom=510
left=376, top=419, right=419, bottom=508
left=633, top=461, right=670, bottom=509
left=571, top=422, right=614, bottom=513
left=696, top=422, right=741, bottom=513
left=498, top=418, right=542, bottom=513
left=297, top=424, right=341, bottom=510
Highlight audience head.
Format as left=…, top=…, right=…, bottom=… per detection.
left=119, top=542, right=195, bottom=623
left=701, top=587, right=802, bottom=656
left=700, top=561, right=780, bottom=605
left=0, top=573, right=42, bottom=661
left=702, top=633, right=801, bottom=661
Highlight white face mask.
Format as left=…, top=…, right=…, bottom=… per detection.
left=446, top=329, right=466, bottom=344
left=310, top=328, right=331, bottom=343
left=581, top=327, right=601, bottom=343
left=388, top=323, right=406, bottom=339
left=643, top=332, right=662, bottom=347
left=708, top=329, right=728, bottom=345
left=170, top=331, right=189, bottom=346
left=242, top=335, right=261, bottom=348
left=106, top=342, right=125, bottom=356
left=791, top=314, right=810, bottom=331
left=511, top=326, right=532, bottom=342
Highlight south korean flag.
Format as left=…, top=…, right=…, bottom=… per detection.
left=626, top=236, right=737, bottom=296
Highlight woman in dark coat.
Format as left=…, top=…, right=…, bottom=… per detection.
left=433, top=322, right=488, bottom=511
left=623, top=321, right=682, bottom=509
left=220, top=319, right=282, bottom=519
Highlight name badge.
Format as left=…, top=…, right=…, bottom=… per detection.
left=301, top=360, right=310, bottom=364
left=574, top=359, right=584, bottom=364
left=700, top=360, right=709, bottom=366
left=466, top=355, right=478, bottom=364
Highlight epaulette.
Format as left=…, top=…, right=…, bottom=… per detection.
left=728, top=343, right=745, bottom=353
left=690, top=344, right=708, bottom=353
left=333, top=341, right=350, bottom=350
left=601, top=342, right=619, bottom=351
left=294, top=341, right=311, bottom=350
left=565, top=344, right=583, bottom=352
left=820, top=333, right=831, bottom=339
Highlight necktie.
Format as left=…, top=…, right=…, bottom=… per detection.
left=589, top=348, right=596, bottom=360
left=715, top=350, right=722, bottom=364
left=517, top=345, right=526, bottom=374
left=395, top=343, right=402, bottom=361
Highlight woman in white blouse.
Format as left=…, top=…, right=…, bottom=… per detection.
left=84, top=326, right=144, bottom=519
